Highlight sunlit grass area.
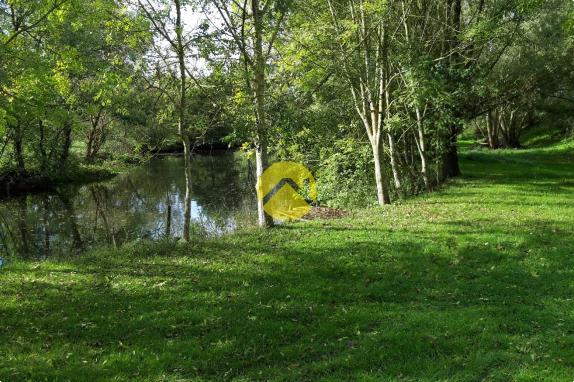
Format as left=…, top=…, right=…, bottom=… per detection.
left=1, top=143, right=573, bottom=381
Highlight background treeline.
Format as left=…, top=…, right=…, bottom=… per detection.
left=1, top=0, right=573, bottom=210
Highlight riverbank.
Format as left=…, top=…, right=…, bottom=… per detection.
left=1, top=142, right=573, bottom=380
left=0, top=157, right=145, bottom=199
left=0, top=147, right=239, bottom=200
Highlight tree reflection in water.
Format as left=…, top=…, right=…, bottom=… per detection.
left=0, top=152, right=256, bottom=260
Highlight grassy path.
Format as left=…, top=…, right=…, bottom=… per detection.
left=1, top=144, right=573, bottom=381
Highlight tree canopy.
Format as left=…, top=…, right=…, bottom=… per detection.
left=1, top=0, right=573, bottom=208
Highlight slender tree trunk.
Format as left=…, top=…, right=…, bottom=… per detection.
left=175, top=0, right=194, bottom=241
left=137, top=0, right=198, bottom=236
left=383, top=35, right=401, bottom=195
left=182, top=137, right=193, bottom=240
left=387, top=133, right=402, bottom=193
left=38, top=120, right=49, bottom=172
left=255, top=143, right=273, bottom=226
left=253, top=0, right=273, bottom=227
left=13, top=121, right=25, bottom=174
left=165, top=196, right=172, bottom=238
left=441, top=0, right=463, bottom=178
left=85, top=109, right=102, bottom=161
left=415, top=107, right=430, bottom=191
left=442, top=125, right=461, bottom=178
left=0, top=132, right=8, bottom=160
left=85, top=132, right=94, bottom=161
left=371, top=140, right=390, bottom=205
left=503, top=109, right=521, bottom=148
left=486, top=111, right=496, bottom=149
left=60, top=118, right=73, bottom=167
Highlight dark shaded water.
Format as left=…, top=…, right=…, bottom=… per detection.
left=0, top=153, right=257, bottom=260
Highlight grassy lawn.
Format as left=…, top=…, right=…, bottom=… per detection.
left=1, top=143, right=573, bottom=381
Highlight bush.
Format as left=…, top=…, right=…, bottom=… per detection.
left=316, top=138, right=377, bottom=209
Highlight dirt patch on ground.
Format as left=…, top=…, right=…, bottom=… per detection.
left=303, top=206, right=348, bottom=220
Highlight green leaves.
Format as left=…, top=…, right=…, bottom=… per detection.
left=0, top=0, right=152, bottom=173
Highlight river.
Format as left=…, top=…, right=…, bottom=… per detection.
left=0, top=152, right=257, bottom=260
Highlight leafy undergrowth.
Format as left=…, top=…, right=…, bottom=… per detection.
left=1, top=144, right=573, bottom=381
left=0, top=159, right=134, bottom=199
left=520, top=125, right=572, bottom=148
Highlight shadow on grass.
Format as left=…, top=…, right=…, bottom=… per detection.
left=1, top=214, right=574, bottom=381
left=460, top=146, right=573, bottom=184
left=1, top=145, right=573, bottom=380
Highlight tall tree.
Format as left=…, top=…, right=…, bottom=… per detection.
left=136, top=0, right=199, bottom=240
left=324, top=0, right=393, bottom=205
left=210, top=0, right=289, bottom=227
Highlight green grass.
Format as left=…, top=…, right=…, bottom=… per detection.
left=1, top=143, right=573, bottom=381
left=520, top=125, right=572, bottom=148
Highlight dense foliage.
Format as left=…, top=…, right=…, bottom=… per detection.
left=2, top=144, right=574, bottom=380
left=1, top=0, right=573, bottom=209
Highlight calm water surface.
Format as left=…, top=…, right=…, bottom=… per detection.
left=0, top=153, right=257, bottom=260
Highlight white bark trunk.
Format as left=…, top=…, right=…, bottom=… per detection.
left=371, top=141, right=390, bottom=206
left=255, top=144, right=273, bottom=227
left=182, top=136, right=193, bottom=241
left=175, top=0, right=193, bottom=241
left=253, top=0, right=273, bottom=227
left=415, top=106, right=430, bottom=191
left=387, top=133, right=402, bottom=192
